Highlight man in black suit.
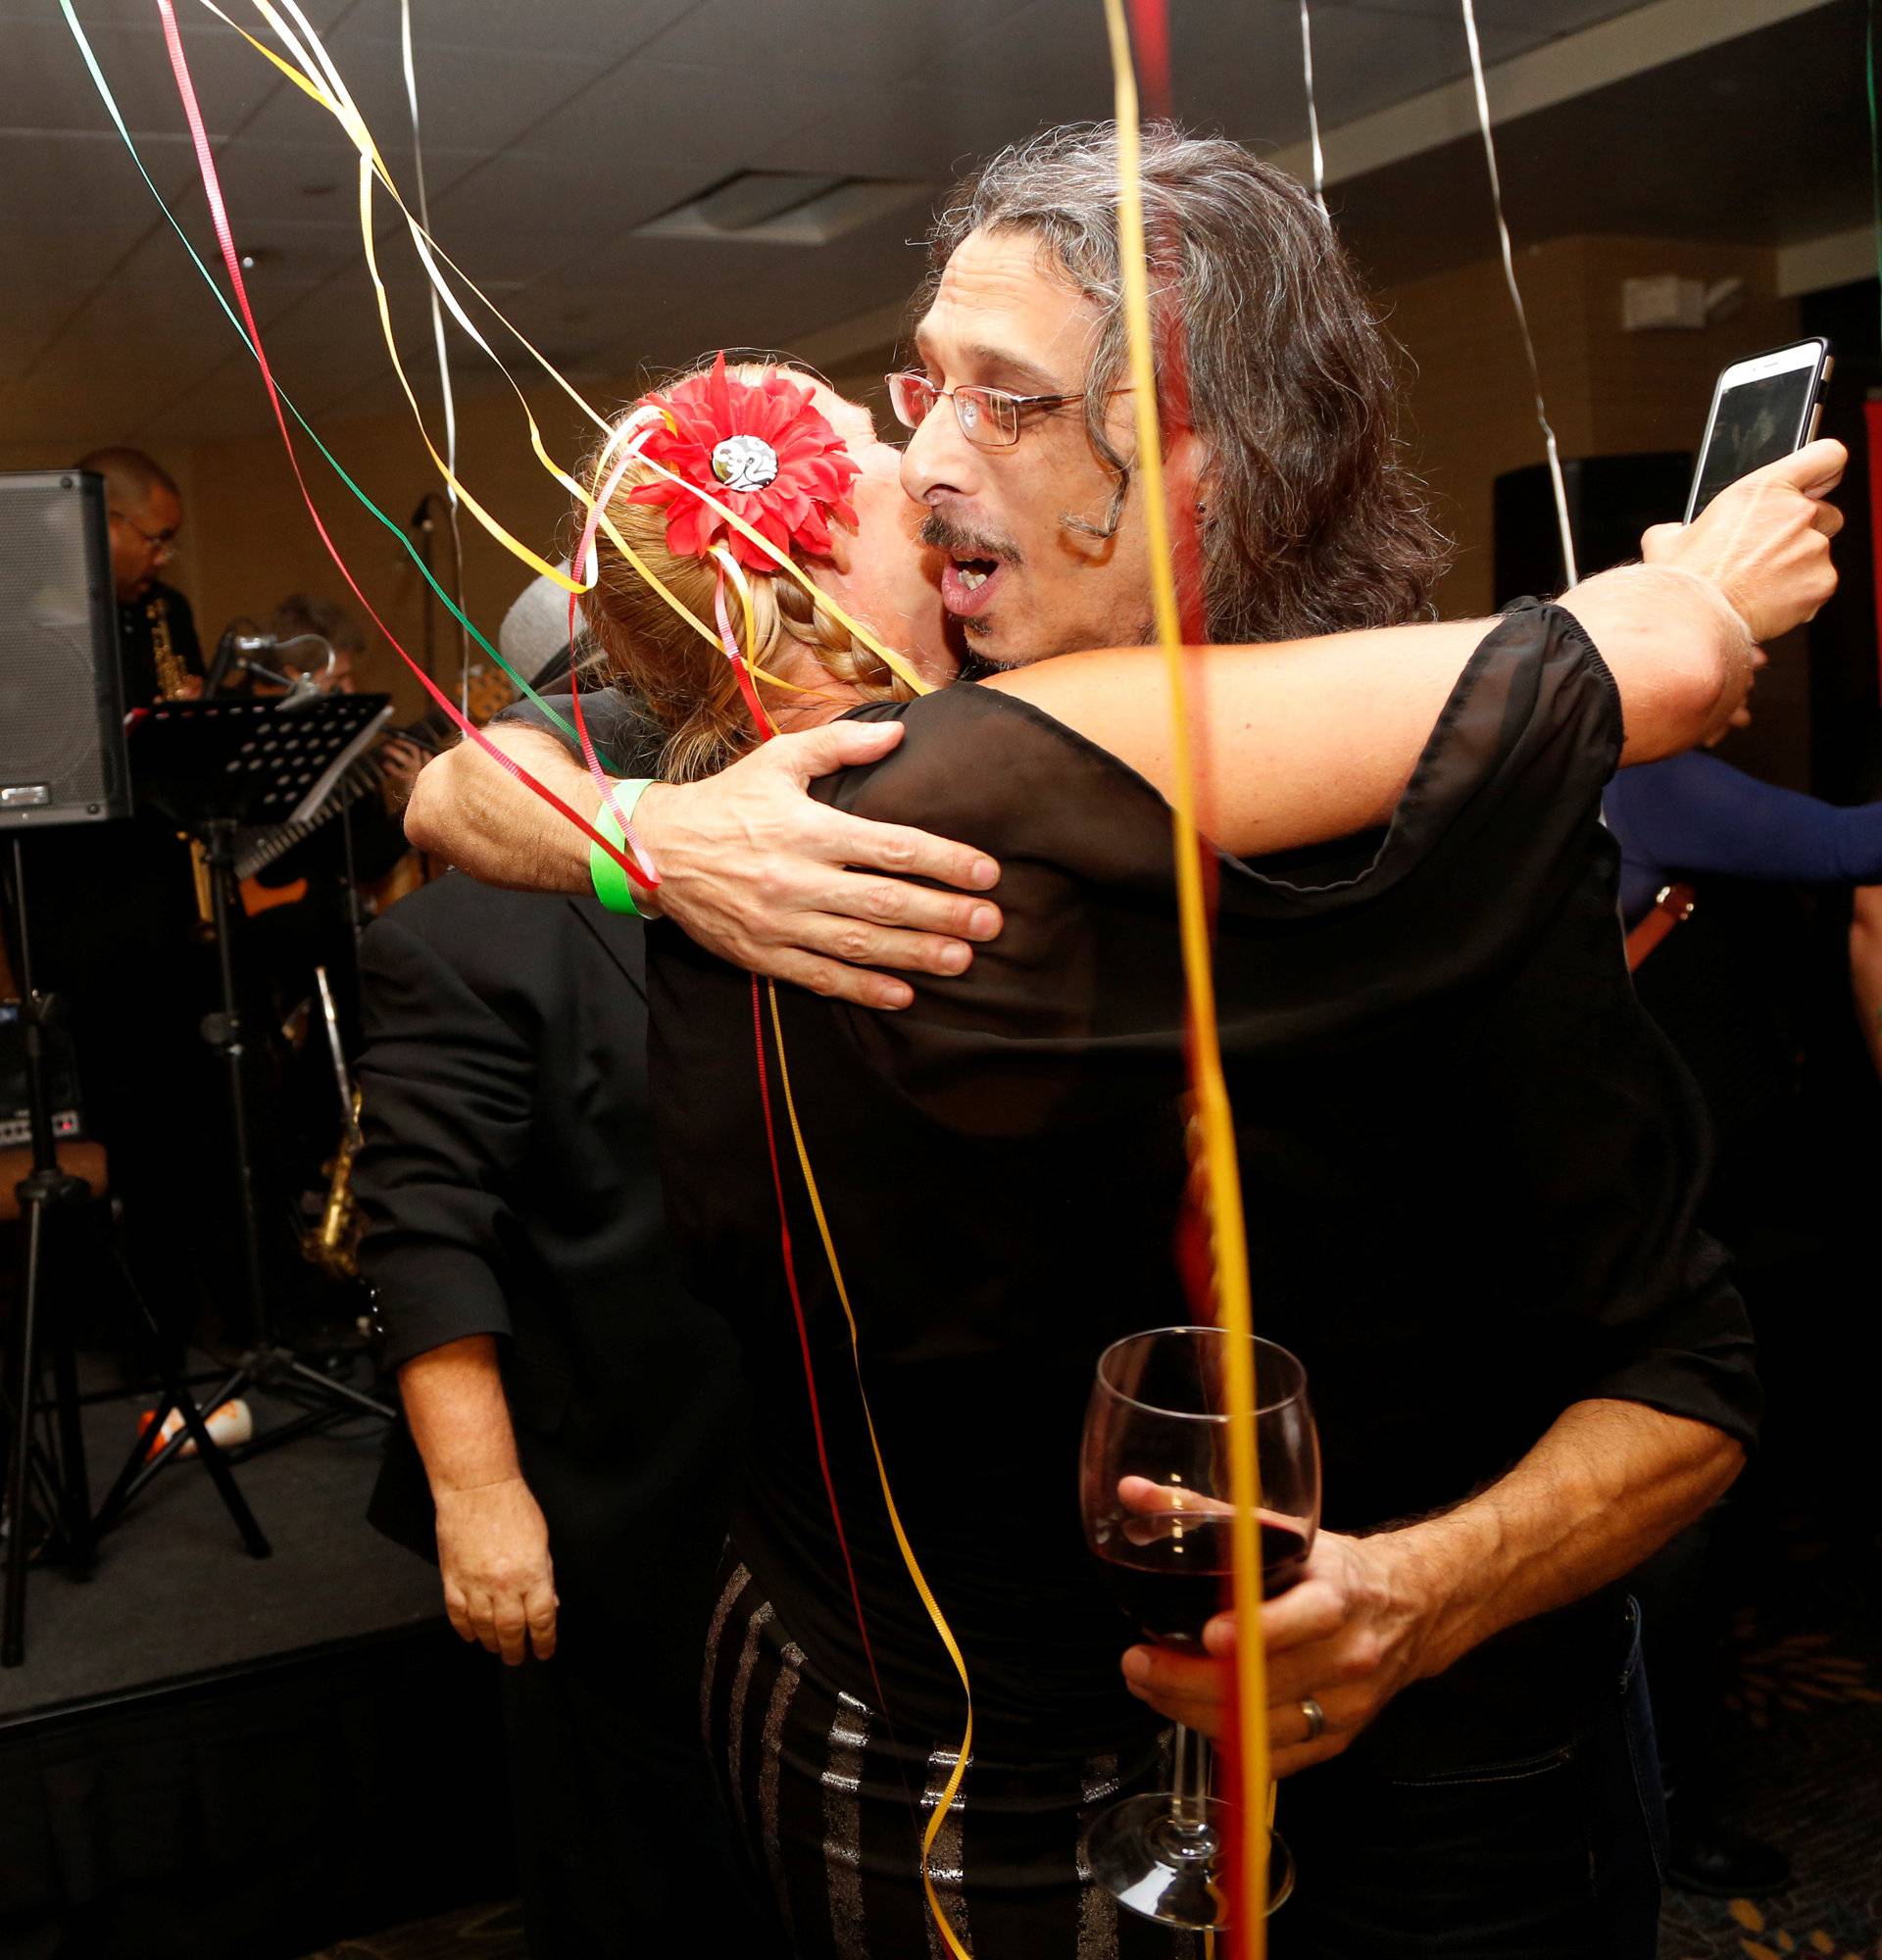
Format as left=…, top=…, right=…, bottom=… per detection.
left=353, top=863, right=755, bottom=1955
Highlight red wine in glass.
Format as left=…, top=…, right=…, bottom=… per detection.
left=1096, top=1512, right=1311, bottom=1648
left=1079, top=1328, right=1321, bottom=1929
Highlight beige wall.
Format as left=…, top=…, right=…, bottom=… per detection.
left=1380, top=231, right=1808, bottom=785
left=186, top=388, right=619, bottom=725
left=1381, top=232, right=1800, bottom=619
left=2, top=387, right=631, bottom=726
left=15, top=232, right=1804, bottom=748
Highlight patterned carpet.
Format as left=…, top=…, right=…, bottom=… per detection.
left=1658, top=1518, right=1882, bottom=1960
left=298, top=1899, right=526, bottom=1959
left=303, top=1524, right=1882, bottom=1960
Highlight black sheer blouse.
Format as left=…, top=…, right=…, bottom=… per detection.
left=622, top=604, right=1758, bottom=1769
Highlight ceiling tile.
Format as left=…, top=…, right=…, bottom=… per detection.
left=0, top=0, right=356, bottom=27
left=633, top=0, right=1018, bottom=78
left=321, top=0, right=696, bottom=59
left=1, top=11, right=285, bottom=138
left=521, top=60, right=839, bottom=183
left=236, top=22, right=599, bottom=156
left=754, top=80, right=1084, bottom=182
left=0, top=126, right=205, bottom=220
left=421, top=150, right=705, bottom=241
left=182, top=132, right=488, bottom=233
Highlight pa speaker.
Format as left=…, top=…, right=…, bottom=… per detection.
left=0, top=470, right=129, bottom=830
left=1493, top=452, right=1695, bottom=611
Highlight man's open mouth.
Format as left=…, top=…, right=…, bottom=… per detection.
left=940, top=555, right=1008, bottom=617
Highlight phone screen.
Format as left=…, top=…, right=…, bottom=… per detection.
left=1690, top=366, right=1818, bottom=517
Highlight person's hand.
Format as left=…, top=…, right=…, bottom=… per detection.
left=376, top=736, right=427, bottom=810
left=170, top=674, right=204, bottom=701
left=433, top=1473, right=558, bottom=1666
left=1118, top=1528, right=1440, bottom=1774
left=1644, top=437, right=1845, bottom=645
left=631, top=719, right=1004, bottom=1009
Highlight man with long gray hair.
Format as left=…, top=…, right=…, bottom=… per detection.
left=404, top=123, right=1841, bottom=1952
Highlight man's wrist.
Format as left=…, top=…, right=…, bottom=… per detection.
left=624, top=782, right=673, bottom=919
left=431, top=1467, right=529, bottom=1500
left=1368, top=1508, right=1497, bottom=1687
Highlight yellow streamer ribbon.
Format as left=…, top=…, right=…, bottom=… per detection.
left=765, top=981, right=973, bottom=1960
left=193, top=0, right=932, bottom=694
left=1101, top=0, right=1273, bottom=1944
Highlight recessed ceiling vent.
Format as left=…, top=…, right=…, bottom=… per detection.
left=635, top=172, right=929, bottom=247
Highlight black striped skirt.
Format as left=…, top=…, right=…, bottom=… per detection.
left=701, top=1553, right=1200, bottom=1960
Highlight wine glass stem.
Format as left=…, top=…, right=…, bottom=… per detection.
left=1169, top=1722, right=1213, bottom=1835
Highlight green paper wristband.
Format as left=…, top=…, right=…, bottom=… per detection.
left=588, top=778, right=658, bottom=917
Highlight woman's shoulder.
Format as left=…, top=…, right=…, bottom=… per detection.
left=821, top=683, right=1176, bottom=878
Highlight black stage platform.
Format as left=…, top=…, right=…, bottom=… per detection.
left=0, top=1361, right=516, bottom=1960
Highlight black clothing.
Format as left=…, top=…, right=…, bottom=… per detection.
left=352, top=872, right=753, bottom=1954
left=119, top=579, right=203, bottom=707
left=502, top=1594, right=764, bottom=1953
left=1270, top=1599, right=1664, bottom=1958
left=707, top=1558, right=1663, bottom=1960
left=645, top=606, right=1756, bottom=1776
left=354, top=872, right=745, bottom=1622
left=705, top=1551, right=1201, bottom=1960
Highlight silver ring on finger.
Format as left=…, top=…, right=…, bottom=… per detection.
left=1299, top=1695, right=1325, bottom=1742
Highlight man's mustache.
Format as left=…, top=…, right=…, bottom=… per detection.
left=919, top=512, right=1022, bottom=567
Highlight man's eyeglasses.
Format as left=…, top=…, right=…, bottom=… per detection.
left=886, top=370, right=1089, bottom=450
left=111, top=509, right=177, bottom=559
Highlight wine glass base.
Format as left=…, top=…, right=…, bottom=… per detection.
left=1084, top=1793, right=1295, bottom=1929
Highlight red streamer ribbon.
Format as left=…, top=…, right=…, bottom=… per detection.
left=150, top=0, right=655, bottom=893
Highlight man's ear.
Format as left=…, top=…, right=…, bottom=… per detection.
left=1168, top=429, right=1215, bottom=517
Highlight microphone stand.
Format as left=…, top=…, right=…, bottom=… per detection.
left=411, top=497, right=437, bottom=683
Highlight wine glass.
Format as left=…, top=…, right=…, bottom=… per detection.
left=1079, top=1326, right=1320, bottom=1930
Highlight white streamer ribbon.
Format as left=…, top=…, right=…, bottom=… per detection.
left=1461, top=0, right=1578, bottom=590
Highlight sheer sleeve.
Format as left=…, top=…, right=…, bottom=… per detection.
left=814, top=601, right=1626, bottom=1110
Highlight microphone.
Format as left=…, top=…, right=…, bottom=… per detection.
left=208, top=622, right=335, bottom=698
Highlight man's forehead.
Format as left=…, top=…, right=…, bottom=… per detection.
left=140, top=483, right=182, bottom=529
left=916, top=226, right=1099, bottom=383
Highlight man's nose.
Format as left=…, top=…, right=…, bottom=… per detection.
left=899, top=402, right=981, bottom=508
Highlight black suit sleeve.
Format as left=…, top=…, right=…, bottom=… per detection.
left=353, top=909, right=535, bottom=1367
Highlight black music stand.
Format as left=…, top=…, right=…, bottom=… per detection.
left=99, top=695, right=399, bottom=1491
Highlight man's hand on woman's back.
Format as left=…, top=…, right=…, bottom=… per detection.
left=633, top=719, right=1004, bottom=1009
left=406, top=715, right=1006, bottom=1009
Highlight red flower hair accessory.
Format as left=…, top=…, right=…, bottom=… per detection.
left=627, top=352, right=861, bottom=572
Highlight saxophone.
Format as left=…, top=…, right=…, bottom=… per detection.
left=149, top=593, right=216, bottom=927
left=304, top=966, right=365, bottom=1282
left=307, top=1087, right=365, bottom=1280
left=147, top=590, right=188, bottom=697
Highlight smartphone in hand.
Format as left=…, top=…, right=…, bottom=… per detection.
left=1685, top=338, right=1832, bottom=522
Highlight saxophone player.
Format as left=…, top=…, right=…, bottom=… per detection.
left=79, top=446, right=205, bottom=704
